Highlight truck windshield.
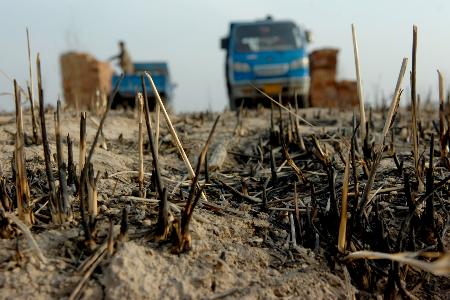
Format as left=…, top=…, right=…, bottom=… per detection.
left=234, top=23, right=301, bottom=53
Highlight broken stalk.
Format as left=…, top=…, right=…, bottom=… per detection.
left=55, top=100, right=72, bottom=222
left=174, top=116, right=220, bottom=253
left=13, top=80, right=34, bottom=225
left=351, top=23, right=367, bottom=143
left=411, top=26, right=423, bottom=191
left=137, top=93, right=145, bottom=197
left=26, top=28, right=39, bottom=145
left=37, top=54, right=59, bottom=223
left=437, top=70, right=449, bottom=167
left=338, top=151, right=351, bottom=253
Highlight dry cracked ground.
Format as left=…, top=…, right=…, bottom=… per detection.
left=0, top=106, right=448, bottom=299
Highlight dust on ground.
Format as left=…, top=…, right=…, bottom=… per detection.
left=0, top=106, right=448, bottom=299
left=0, top=108, right=353, bottom=300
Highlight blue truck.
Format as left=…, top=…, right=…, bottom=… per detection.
left=111, top=62, right=174, bottom=109
left=221, top=16, right=311, bottom=110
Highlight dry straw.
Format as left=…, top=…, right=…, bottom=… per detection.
left=137, top=93, right=145, bottom=197
left=351, top=24, right=366, bottom=142
left=411, top=25, right=423, bottom=191
left=359, top=58, right=408, bottom=216
left=14, top=80, right=33, bottom=225
left=338, top=151, right=350, bottom=253
left=144, top=71, right=208, bottom=201
left=437, top=70, right=448, bottom=163
left=345, top=250, right=450, bottom=276
left=26, top=28, right=38, bottom=144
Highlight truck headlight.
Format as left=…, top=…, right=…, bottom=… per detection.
left=290, top=57, right=309, bottom=70
left=233, top=62, right=251, bottom=72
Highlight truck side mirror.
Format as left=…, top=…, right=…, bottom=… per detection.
left=220, top=37, right=229, bottom=49
left=305, top=30, right=313, bottom=43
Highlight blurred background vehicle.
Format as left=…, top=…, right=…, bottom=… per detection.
left=220, top=16, right=312, bottom=110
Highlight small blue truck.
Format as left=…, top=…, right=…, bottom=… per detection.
left=111, top=62, right=174, bottom=109
left=221, top=16, right=311, bottom=110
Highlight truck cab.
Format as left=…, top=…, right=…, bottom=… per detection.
left=111, top=62, right=174, bottom=110
left=221, top=17, right=311, bottom=109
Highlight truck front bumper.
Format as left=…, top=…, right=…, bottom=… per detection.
left=231, top=77, right=310, bottom=99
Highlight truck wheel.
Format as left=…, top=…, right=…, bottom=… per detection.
left=297, top=94, right=310, bottom=108
left=229, top=97, right=238, bottom=111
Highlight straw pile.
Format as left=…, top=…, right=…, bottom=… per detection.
left=309, top=48, right=358, bottom=108
left=60, top=52, right=113, bottom=110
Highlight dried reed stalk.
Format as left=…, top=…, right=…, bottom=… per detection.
left=311, top=135, right=339, bottom=222
left=26, top=29, right=34, bottom=107
left=84, top=74, right=123, bottom=169
left=351, top=24, right=367, bottom=142
left=26, top=85, right=39, bottom=144
left=213, top=177, right=262, bottom=204
left=68, top=248, right=107, bottom=300
left=26, top=29, right=38, bottom=144
left=137, top=93, right=145, bottom=197
left=14, top=80, right=34, bottom=225
left=438, top=70, right=448, bottom=163
left=382, top=58, right=408, bottom=141
left=67, top=134, right=77, bottom=188
left=281, top=140, right=307, bottom=184
left=79, top=74, right=123, bottom=245
left=54, top=100, right=72, bottom=222
left=350, top=117, right=359, bottom=198
left=425, top=134, right=435, bottom=225
left=87, top=115, right=108, bottom=150
left=144, top=71, right=193, bottom=176
left=411, top=26, right=423, bottom=191
left=78, top=112, right=88, bottom=237
left=140, top=77, right=164, bottom=197
left=344, top=250, right=450, bottom=276
left=174, top=116, right=220, bottom=253
left=338, top=151, right=351, bottom=253
left=87, top=164, right=98, bottom=221
left=155, top=188, right=169, bottom=240
left=144, top=72, right=208, bottom=201
left=347, top=118, right=360, bottom=238
left=294, top=97, right=306, bottom=152
left=289, top=213, right=297, bottom=246
left=358, top=58, right=407, bottom=215
left=287, top=103, right=295, bottom=142
left=293, top=182, right=302, bottom=242
left=79, top=112, right=86, bottom=176
left=37, top=54, right=59, bottom=223
left=155, top=97, right=160, bottom=156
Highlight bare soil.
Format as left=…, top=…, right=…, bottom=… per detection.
left=0, top=106, right=448, bottom=299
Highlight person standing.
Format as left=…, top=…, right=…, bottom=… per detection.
left=110, top=41, right=134, bottom=74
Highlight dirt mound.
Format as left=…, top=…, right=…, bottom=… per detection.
left=101, top=220, right=349, bottom=300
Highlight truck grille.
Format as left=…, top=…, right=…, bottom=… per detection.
left=254, top=64, right=289, bottom=77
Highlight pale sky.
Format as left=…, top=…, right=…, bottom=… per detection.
left=1, top=0, right=449, bottom=112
